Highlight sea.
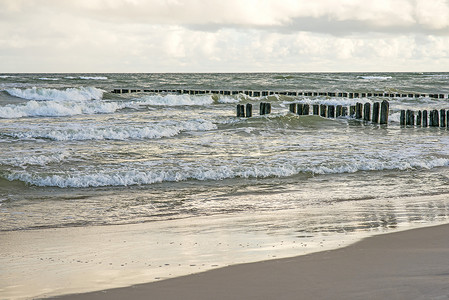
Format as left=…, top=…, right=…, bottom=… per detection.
left=1, top=72, right=449, bottom=298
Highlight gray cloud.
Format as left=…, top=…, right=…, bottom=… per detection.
left=1, top=0, right=448, bottom=72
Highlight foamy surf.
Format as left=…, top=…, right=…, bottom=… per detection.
left=5, top=119, right=217, bottom=141
left=6, top=86, right=104, bottom=101
left=5, top=155, right=449, bottom=188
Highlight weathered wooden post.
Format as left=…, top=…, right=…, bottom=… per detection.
left=336, top=105, right=342, bottom=117
left=400, top=110, right=406, bottom=126
left=406, top=110, right=414, bottom=126
left=237, top=104, right=245, bottom=117
left=260, top=103, right=265, bottom=115
left=447, top=110, right=449, bottom=128
left=342, top=107, right=348, bottom=117
left=416, top=111, right=422, bottom=126
left=246, top=103, right=252, bottom=118
left=380, top=100, right=389, bottom=125
left=355, top=103, right=363, bottom=119
left=363, top=103, right=371, bottom=121
left=423, top=110, right=428, bottom=127
left=289, top=103, right=296, bottom=113
left=313, top=104, right=319, bottom=115
left=440, top=109, right=446, bottom=127
left=430, top=110, right=439, bottom=127
left=372, top=102, right=380, bottom=123
left=320, top=105, right=327, bottom=117
left=266, top=103, right=271, bottom=114
left=350, top=106, right=356, bottom=117
left=303, top=104, right=310, bottom=115
left=327, top=105, right=335, bottom=118
left=297, top=104, right=304, bottom=115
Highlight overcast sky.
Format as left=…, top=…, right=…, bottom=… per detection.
left=1, top=0, right=449, bottom=73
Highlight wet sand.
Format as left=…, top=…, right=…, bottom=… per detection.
left=55, top=223, right=449, bottom=300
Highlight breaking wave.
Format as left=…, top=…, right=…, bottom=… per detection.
left=6, top=119, right=217, bottom=141
left=6, top=87, right=104, bottom=101
left=5, top=156, right=449, bottom=188
left=0, top=100, right=123, bottom=118
left=136, top=94, right=214, bottom=106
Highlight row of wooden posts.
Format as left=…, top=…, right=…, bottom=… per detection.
left=237, top=100, right=390, bottom=124
left=400, top=109, right=449, bottom=127
left=112, top=88, right=448, bottom=99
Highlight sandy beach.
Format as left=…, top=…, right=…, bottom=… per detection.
left=53, top=223, right=449, bottom=300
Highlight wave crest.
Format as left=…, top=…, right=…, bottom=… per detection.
left=6, top=87, right=104, bottom=101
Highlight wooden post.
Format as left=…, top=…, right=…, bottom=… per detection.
left=327, top=105, right=335, bottom=118
left=400, top=110, right=406, bottom=126
left=246, top=103, right=252, bottom=118
left=260, top=103, right=265, bottom=115
left=350, top=106, right=355, bottom=117
left=342, top=107, right=348, bottom=117
left=297, top=104, right=304, bottom=115
left=406, top=110, right=414, bottom=126
left=440, top=109, right=446, bottom=127
left=289, top=103, right=296, bottom=113
left=237, top=104, right=245, bottom=117
left=430, top=110, right=439, bottom=127
left=265, top=103, right=271, bottom=115
left=336, top=105, right=342, bottom=117
left=372, top=102, right=380, bottom=123
left=320, top=104, right=327, bottom=117
left=447, top=110, right=449, bottom=128
left=303, top=104, right=310, bottom=115
left=363, top=103, right=371, bottom=121
left=416, top=111, right=422, bottom=126
left=313, top=104, right=319, bottom=115
left=380, top=100, right=389, bottom=125
left=355, top=103, right=363, bottom=119
left=423, top=110, right=428, bottom=127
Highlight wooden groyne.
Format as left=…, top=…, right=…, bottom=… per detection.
left=399, top=109, right=449, bottom=128
left=238, top=100, right=449, bottom=128
left=111, top=88, right=448, bottom=99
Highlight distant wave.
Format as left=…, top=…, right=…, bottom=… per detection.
left=137, top=94, right=214, bottom=106
left=358, top=76, right=393, bottom=80
left=38, top=77, right=59, bottom=81
left=0, top=75, right=15, bottom=79
left=79, top=76, right=108, bottom=80
left=5, top=87, right=104, bottom=101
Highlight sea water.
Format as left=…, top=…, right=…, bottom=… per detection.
left=1, top=73, right=449, bottom=298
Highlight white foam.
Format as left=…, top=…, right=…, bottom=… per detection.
left=0, top=75, right=15, bottom=79
left=79, top=76, right=108, bottom=80
left=7, top=119, right=217, bottom=141
left=137, top=94, right=213, bottom=106
left=6, top=87, right=104, bottom=101
left=0, top=100, right=123, bottom=118
left=218, top=96, right=240, bottom=103
left=358, top=76, right=393, bottom=80
left=38, top=77, right=59, bottom=81
left=7, top=155, right=449, bottom=188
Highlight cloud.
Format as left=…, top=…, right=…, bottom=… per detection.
left=0, top=0, right=448, bottom=72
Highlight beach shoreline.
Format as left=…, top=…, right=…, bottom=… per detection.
left=53, top=222, right=449, bottom=300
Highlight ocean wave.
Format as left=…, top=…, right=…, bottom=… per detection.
left=1, top=151, right=70, bottom=167
left=5, top=156, right=449, bottom=188
left=79, top=76, right=108, bottom=80
left=6, top=86, right=104, bottom=101
left=136, top=94, right=213, bottom=106
left=0, top=99, right=123, bottom=118
left=0, top=75, right=15, bottom=79
left=358, top=76, right=393, bottom=80
left=6, top=119, right=216, bottom=141
left=38, top=77, right=59, bottom=81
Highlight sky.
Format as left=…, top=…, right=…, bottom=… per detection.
left=1, top=0, right=449, bottom=73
